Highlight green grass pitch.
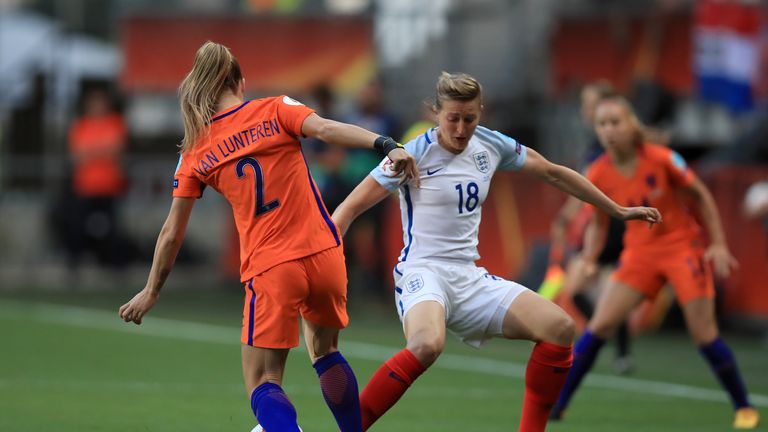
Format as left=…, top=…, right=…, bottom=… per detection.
left=1, top=289, right=766, bottom=431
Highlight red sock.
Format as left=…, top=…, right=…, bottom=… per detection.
left=519, top=342, right=573, bottom=432
left=360, top=349, right=426, bottom=430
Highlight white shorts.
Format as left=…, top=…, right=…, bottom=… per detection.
left=393, top=260, right=528, bottom=348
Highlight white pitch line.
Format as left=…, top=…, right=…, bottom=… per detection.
left=1, top=299, right=766, bottom=407
left=0, top=377, right=514, bottom=400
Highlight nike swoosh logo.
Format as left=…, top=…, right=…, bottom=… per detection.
left=426, top=168, right=444, bottom=175
left=388, top=371, right=408, bottom=385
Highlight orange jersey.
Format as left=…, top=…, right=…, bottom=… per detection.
left=173, top=96, right=340, bottom=281
left=587, top=143, right=700, bottom=249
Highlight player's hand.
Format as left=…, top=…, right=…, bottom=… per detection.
left=387, top=147, right=421, bottom=188
left=705, top=243, right=739, bottom=279
left=119, top=288, right=160, bottom=325
left=618, top=206, right=662, bottom=228
left=572, top=254, right=599, bottom=284
left=559, top=254, right=598, bottom=301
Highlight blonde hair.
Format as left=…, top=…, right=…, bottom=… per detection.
left=178, top=41, right=242, bottom=152
left=434, top=72, right=482, bottom=109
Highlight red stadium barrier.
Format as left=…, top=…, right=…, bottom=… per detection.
left=120, top=16, right=374, bottom=94
left=699, top=166, right=768, bottom=316
left=551, top=13, right=693, bottom=95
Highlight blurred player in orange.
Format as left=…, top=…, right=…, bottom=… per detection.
left=118, top=41, right=418, bottom=432
left=550, top=95, right=760, bottom=429
left=546, top=82, right=672, bottom=372
left=544, top=82, right=635, bottom=373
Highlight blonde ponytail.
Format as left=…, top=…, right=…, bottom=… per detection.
left=178, top=41, right=242, bottom=152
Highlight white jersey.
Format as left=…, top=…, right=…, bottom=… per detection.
left=370, top=125, right=527, bottom=265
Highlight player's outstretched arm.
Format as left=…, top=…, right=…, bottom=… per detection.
left=685, top=178, right=739, bottom=278
left=520, top=148, right=662, bottom=225
left=119, top=197, right=196, bottom=325
left=301, top=113, right=420, bottom=187
left=332, top=175, right=391, bottom=237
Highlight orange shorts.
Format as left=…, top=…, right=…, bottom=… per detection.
left=241, top=245, right=348, bottom=348
left=612, top=241, right=714, bottom=305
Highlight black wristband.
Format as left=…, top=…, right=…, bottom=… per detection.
left=374, top=136, right=403, bottom=156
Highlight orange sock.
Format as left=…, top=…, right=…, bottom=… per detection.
left=359, top=349, right=426, bottom=430
left=519, top=342, right=573, bottom=432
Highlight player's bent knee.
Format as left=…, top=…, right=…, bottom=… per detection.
left=545, top=312, right=575, bottom=346
left=406, top=336, right=444, bottom=367
left=557, top=314, right=576, bottom=345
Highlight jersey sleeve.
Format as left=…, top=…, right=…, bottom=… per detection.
left=275, top=95, right=316, bottom=138
left=172, top=154, right=205, bottom=198
left=492, top=131, right=527, bottom=171
left=663, top=149, right=696, bottom=188
left=370, top=156, right=401, bottom=192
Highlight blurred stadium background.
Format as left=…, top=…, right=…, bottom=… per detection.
left=0, top=0, right=767, bottom=431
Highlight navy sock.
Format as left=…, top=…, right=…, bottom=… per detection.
left=552, top=331, right=605, bottom=413
left=699, top=337, right=751, bottom=409
left=250, top=382, right=301, bottom=432
left=313, top=351, right=362, bottom=432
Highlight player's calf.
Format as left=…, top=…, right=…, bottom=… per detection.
left=520, top=342, right=573, bottom=432
left=250, top=382, right=301, bottom=432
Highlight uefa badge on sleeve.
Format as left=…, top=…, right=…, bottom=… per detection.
left=473, top=151, right=490, bottom=173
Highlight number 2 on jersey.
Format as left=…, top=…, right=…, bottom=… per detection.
left=236, top=157, right=280, bottom=217
left=455, top=182, right=479, bottom=214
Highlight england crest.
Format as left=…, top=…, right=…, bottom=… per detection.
left=406, top=275, right=424, bottom=293
left=473, top=151, right=490, bottom=173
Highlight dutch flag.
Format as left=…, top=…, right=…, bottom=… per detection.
left=694, top=0, right=762, bottom=113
